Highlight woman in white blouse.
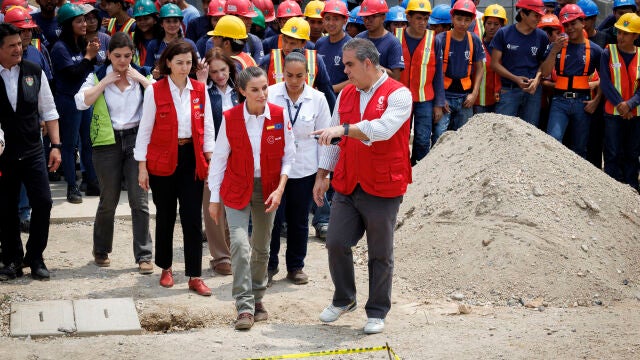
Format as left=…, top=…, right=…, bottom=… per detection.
left=208, top=66, right=295, bottom=330
left=75, top=32, right=154, bottom=274
left=266, top=49, right=331, bottom=286
left=134, top=40, right=215, bottom=296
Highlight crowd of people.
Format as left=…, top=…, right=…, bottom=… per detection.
left=1, top=0, right=639, bottom=334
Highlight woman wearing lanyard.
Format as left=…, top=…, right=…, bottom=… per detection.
left=266, top=49, right=331, bottom=286
left=134, top=40, right=215, bottom=296
left=75, top=33, right=154, bottom=273
left=208, top=66, right=295, bottom=330
left=196, top=47, right=239, bottom=276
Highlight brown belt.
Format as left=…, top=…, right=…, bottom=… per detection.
left=178, top=138, right=192, bottom=146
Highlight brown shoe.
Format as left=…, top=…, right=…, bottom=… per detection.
left=254, top=302, right=268, bottom=322
left=286, top=269, right=309, bottom=285
left=213, top=262, right=232, bottom=276
left=235, top=312, right=254, bottom=330
left=138, top=261, right=153, bottom=275
left=93, top=252, right=110, bottom=267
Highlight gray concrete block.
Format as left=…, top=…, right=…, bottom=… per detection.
left=10, top=300, right=76, bottom=337
left=73, top=298, right=142, bottom=336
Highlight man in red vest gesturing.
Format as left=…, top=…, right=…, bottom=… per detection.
left=312, top=38, right=413, bottom=335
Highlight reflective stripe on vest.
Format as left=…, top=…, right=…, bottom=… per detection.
left=269, top=49, right=318, bottom=87
left=607, top=44, right=640, bottom=116
left=231, top=52, right=257, bottom=69
left=478, top=44, right=489, bottom=106
left=555, top=39, right=591, bottom=91
left=396, top=27, right=436, bottom=102
left=31, top=38, right=41, bottom=51
left=443, top=31, right=473, bottom=91
left=107, top=18, right=136, bottom=37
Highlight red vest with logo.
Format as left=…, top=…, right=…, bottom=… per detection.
left=146, top=78, right=208, bottom=179
left=332, top=79, right=412, bottom=198
left=220, top=103, right=285, bottom=209
left=396, top=28, right=437, bottom=102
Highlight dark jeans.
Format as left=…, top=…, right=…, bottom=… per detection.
left=547, top=95, right=592, bottom=159
left=587, top=101, right=605, bottom=169
left=269, top=173, right=315, bottom=272
left=603, top=114, right=640, bottom=191
left=325, top=186, right=402, bottom=319
left=411, top=100, right=433, bottom=164
left=56, top=94, right=96, bottom=186
left=149, top=144, right=204, bottom=277
left=312, top=181, right=334, bottom=227
left=0, top=152, right=52, bottom=266
left=495, top=86, right=543, bottom=127
left=92, top=130, right=152, bottom=263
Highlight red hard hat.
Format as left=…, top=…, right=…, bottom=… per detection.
left=276, top=0, right=302, bottom=18
left=558, top=3, right=585, bottom=24
left=515, top=0, right=546, bottom=16
left=358, top=0, right=389, bottom=16
left=1, top=0, right=28, bottom=14
left=4, top=6, right=37, bottom=29
left=207, top=0, right=226, bottom=16
left=450, top=0, right=476, bottom=19
left=321, top=0, right=349, bottom=17
left=225, top=0, right=258, bottom=17
left=253, top=0, right=275, bottom=22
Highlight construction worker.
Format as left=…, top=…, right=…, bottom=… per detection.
left=186, top=0, right=225, bottom=43
left=386, top=5, right=408, bottom=34
left=262, top=0, right=310, bottom=54
left=602, top=0, right=637, bottom=45
left=144, top=4, right=197, bottom=69
left=428, top=4, right=452, bottom=35
left=260, top=17, right=336, bottom=110
left=432, top=0, right=484, bottom=143
left=474, top=4, right=507, bottom=114
left=32, top=0, right=59, bottom=51
left=538, top=13, right=563, bottom=131
left=194, top=0, right=225, bottom=57
left=253, top=0, right=278, bottom=39
left=490, top=0, right=549, bottom=127
left=315, top=0, right=351, bottom=95
left=304, top=0, right=326, bottom=43
left=346, top=6, right=366, bottom=38
left=541, top=4, right=602, bottom=159
left=356, top=0, right=405, bottom=80
left=102, top=0, right=136, bottom=38
left=600, top=13, right=640, bottom=191
left=4, top=6, right=53, bottom=80
left=208, top=15, right=257, bottom=71
left=395, top=0, right=444, bottom=165
left=220, top=0, right=264, bottom=64
left=578, top=0, right=606, bottom=48
left=543, top=0, right=557, bottom=14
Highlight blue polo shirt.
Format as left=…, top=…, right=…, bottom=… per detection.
left=356, top=30, right=404, bottom=70
left=545, top=40, right=602, bottom=79
left=314, top=33, right=351, bottom=89
left=435, top=31, right=485, bottom=96
left=144, top=37, right=198, bottom=67
left=186, top=15, right=211, bottom=43
left=51, top=41, right=93, bottom=96
left=31, top=13, right=58, bottom=51
left=23, top=45, right=53, bottom=80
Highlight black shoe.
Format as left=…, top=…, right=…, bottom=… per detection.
left=48, top=171, right=61, bottom=182
left=67, top=185, right=83, bottom=204
left=85, top=179, right=100, bottom=196
left=30, top=261, right=50, bottom=280
left=20, top=219, right=30, bottom=233
left=0, top=263, right=24, bottom=281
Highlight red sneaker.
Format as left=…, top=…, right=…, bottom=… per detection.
left=188, top=277, right=212, bottom=296
left=160, top=268, right=174, bottom=288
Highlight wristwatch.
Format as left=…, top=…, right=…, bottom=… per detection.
left=342, top=123, right=349, bottom=137
left=51, top=143, right=62, bottom=149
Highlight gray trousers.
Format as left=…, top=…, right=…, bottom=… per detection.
left=92, top=131, right=152, bottom=263
left=203, top=185, right=230, bottom=266
left=225, top=178, right=275, bottom=314
left=326, top=185, right=402, bottom=319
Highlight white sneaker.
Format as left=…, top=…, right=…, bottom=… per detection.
left=363, top=318, right=385, bottom=334
left=319, top=301, right=357, bottom=322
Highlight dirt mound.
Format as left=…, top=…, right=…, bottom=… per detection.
left=394, top=114, right=640, bottom=307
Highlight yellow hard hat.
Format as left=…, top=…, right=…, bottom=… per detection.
left=281, top=17, right=310, bottom=40
left=404, top=0, right=432, bottom=14
left=209, top=15, right=248, bottom=39
left=483, top=4, right=508, bottom=24
left=303, top=0, right=324, bottom=19
left=615, top=12, right=640, bottom=34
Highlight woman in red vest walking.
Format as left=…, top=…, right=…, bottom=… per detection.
left=208, top=66, right=296, bottom=330
left=134, top=40, right=215, bottom=296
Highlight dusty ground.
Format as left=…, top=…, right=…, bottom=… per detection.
left=1, top=115, right=639, bottom=359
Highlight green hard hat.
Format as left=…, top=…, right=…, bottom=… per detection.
left=57, top=3, right=85, bottom=24
left=133, top=0, right=158, bottom=18
left=159, top=3, right=183, bottom=19
left=253, top=7, right=265, bottom=29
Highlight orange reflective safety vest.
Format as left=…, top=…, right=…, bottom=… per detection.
left=219, top=103, right=285, bottom=210
left=231, top=51, right=257, bottom=70
left=443, top=31, right=474, bottom=91
left=476, top=41, right=501, bottom=106
left=107, top=17, right=136, bottom=37
left=605, top=44, right=640, bottom=116
left=395, top=28, right=437, bottom=102
left=134, top=43, right=146, bottom=67
left=268, top=49, right=318, bottom=87
left=146, top=78, right=209, bottom=180
left=555, top=39, right=591, bottom=91
left=332, top=79, right=412, bottom=198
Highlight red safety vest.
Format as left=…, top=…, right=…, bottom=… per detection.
left=268, top=48, right=318, bottom=87
left=605, top=44, right=640, bottom=116
left=555, top=39, right=591, bottom=91
left=220, top=103, right=285, bottom=209
left=443, top=30, right=474, bottom=91
left=231, top=51, right=257, bottom=69
left=107, top=17, right=136, bottom=37
left=396, top=28, right=437, bottom=102
left=332, top=79, right=412, bottom=198
left=146, top=78, right=208, bottom=179
left=475, top=41, right=501, bottom=106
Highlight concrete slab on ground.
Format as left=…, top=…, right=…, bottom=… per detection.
left=73, top=298, right=142, bottom=336
left=10, top=300, right=76, bottom=337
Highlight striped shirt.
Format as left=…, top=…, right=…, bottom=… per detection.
left=319, top=72, right=412, bottom=171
